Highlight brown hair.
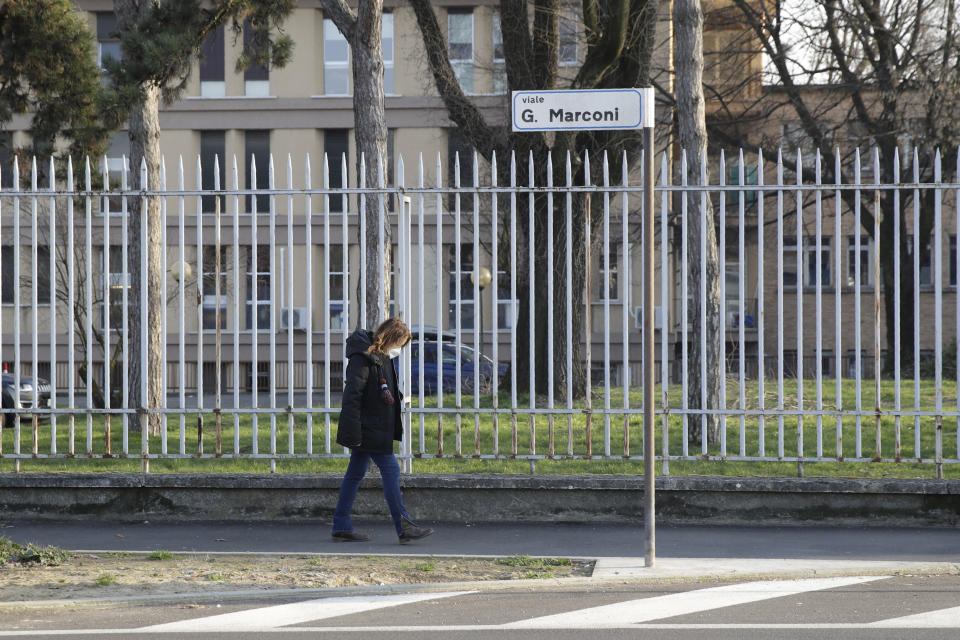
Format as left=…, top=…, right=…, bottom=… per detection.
left=366, top=317, right=411, bottom=355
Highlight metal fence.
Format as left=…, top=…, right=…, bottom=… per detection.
left=0, top=149, right=958, bottom=475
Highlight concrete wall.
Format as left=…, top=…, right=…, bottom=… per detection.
left=1, top=474, right=957, bottom=527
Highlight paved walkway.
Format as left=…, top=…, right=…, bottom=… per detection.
left=3, top=519, right=958, bottom=581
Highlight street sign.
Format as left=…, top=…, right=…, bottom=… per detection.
left=511, top=88, right=653, bottom=132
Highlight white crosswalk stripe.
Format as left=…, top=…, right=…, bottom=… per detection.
left=870, top=604, right=960, bottom=628
left=503, top=576, right=887, bottom=628
left=138, top=591, right=473, bottom=632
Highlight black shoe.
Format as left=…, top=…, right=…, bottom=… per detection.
left=331, top=530, right=370, bottom=543
left=398, top=516, right=434, bottom=544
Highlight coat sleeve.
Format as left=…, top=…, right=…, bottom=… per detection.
left=337, top=355, right=369, bottom=447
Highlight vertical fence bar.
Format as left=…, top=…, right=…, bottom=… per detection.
left=547, top=152, right=556, bottom=457
left=250, top=156, right=259, bottom=457
left=737, top=150, right=746, bottom=457
left=698, top=151, right=707, bottom=455
left=305, top=156, right=313, bottom=455
left=436, top=153, right=444, bottom=456
left=84, top=159, right=93, bottom=456
left=913, top=149, right=920, bottom=460
left=490, top=152, right=500, bottom=458
left=286, top=156, right=295, bottom=456
left=621, top=152, right=630, bottom=459
left=120, top=160, right=129, bottom=455
left=418, top=154, right=426, bottom=455
left=795, top=149, right=804, bottom=469
left=680, top=150, right=689, bottom=455
left=757, top=150, right=766, bottom=457
left=177, top=157, right=186, bottom=456
left=956, top=150, right=960, bottom=462
left=102, top=159, right=110, bottom=456
left=48, top=158, right=57, bottom=454
left=30, top=159, right=39, bottom=455
left=601, top=152, right=610, bottom=457
left=893, top=150, right=901, bottom=461
left=528, top=151, right=536, bottom=458
left=565, top=152, right=573, bottom=456
left=13, top=157, right=20, bottom=461
left=834, top=149, right=843, bottom=461
left=232, top=157, right=240, bottom=455
left=662, top=152, right=672, bottom=464
left=268, top=156, right=277, bottom=465
left=718, top=150, right=727, bottom=458
left=359, top=154, right=366, bottom=330
left=139, top=158, right=149, bottom=465
left=160, top=159, right=169, bottom=456
left=776, top=150, right=784, bottom=459
left=214, top=156, right=222, bottom=459
left=583, top=151, right=590, bottom=459
left=322, top=153, right=332, bottom=454
left=67, top=158, right=76, bottom=455
left=195, top=157, right=204, bottom=456
left=454, top=152, right=463, bottom=456
left=873, top=148, right=882, bottom=462
left=854, top=150, right=863, bottom=458
left=473, top=152, right=482, bottom=456
left=934, top=150, right=944, bottom=478
left=815, top=151, right=823, bottom=459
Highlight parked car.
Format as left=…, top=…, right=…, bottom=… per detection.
left=1, top=373, right=52, bottom=429
left=408, top=337, right=509, bottom=395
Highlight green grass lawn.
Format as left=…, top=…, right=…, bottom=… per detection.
left=1, top=377, right=957, bottom=479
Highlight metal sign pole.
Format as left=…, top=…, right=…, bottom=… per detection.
left=642, top=125, right=656, bottom=567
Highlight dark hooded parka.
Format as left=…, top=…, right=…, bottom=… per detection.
left=336, top=329, right=403, bottom=453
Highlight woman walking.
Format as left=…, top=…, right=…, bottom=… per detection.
left=332, top=317, right=434, bottom=544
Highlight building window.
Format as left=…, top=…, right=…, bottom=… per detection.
left=244, top=130, right=270, bottom=212
left=846, top=235, right=873, bottom=287
left=448, top=8, right=474, bottom=93
left=907, top=234, right=933, bottom=286
left=245, top=245, right=271, bottom=331
left=202, top=246, right=228, bottom=330
left=99, top=246, right=126, bottom=330
left=104, top=131, right=129, bottom=176
left=200, top=130, right=225, bottom=213
left=727, top=164, right=758, bottom=206
left=0, top=246, right=12, bottom=304
left=558, top=11, right=578, bottom=65
left=243, top=19, right=270, bottom=96
left=599, top=246, right=624, bottom=301
left=448, top=245, right=475, bottom=330
left=803, top=236, right=832, bottom=288
left=323, top=19, right=350, bottom=95
left=328, top=244, right=348, bottom=331
left=950, top=235, right=957, bottom=287
left=96, top=13, right=121, bottom=72
left=492, top=12, right=506, bottom=93
left=447, top=130, right=474, bottom=210
left=820, top=349, right=835, bottom=378
left=324, top=129, right=349, bottom=213
left=0, top=131, right=13, bottom=189
left=383, top=12, right=395, bottom=94
left=781, top=236, right=800, bottom=287
left=496, top=269, right=518, bottom=330
left=199, top=25, right=226, bottom=97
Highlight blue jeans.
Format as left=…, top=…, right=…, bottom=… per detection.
left=333, top=451, right=409, bottom=536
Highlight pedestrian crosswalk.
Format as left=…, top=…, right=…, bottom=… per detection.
left=2, top=574, right=959, bottom=635
left=131, top=574, right=960, bottom=633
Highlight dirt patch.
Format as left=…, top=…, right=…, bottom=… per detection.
left=0, top=552, right=594, bottom=602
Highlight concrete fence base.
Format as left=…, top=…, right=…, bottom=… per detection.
left=1, top=474, right=958, bottom=527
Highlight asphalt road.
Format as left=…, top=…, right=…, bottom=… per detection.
left=3, top=519, right=959, bottom=561
left=3, top=574, right=960, bottom=639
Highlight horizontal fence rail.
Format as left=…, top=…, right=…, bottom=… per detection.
left=0, top=149, right=957, bottom=476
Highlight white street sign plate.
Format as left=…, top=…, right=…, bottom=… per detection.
left=512, top=88, right=653, bottom=132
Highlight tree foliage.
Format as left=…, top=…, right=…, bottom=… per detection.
left=409, top=0, right=657, bottom=396
left=0, top=0, right=108, bottom=159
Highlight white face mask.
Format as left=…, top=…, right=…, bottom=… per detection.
left=387, top=347, right=402, bottom=359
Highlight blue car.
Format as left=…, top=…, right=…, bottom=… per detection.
left=408, top=340, right=509, bottom=395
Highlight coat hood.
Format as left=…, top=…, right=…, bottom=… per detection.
left=345, top=329, right=388, bottom=365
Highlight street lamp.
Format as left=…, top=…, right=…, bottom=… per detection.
left=470, top=267, right=492, bottom=358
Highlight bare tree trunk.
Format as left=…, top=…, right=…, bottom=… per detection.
left=322, top=0, right=390, bottom=329
left=116, top=0, right=163, bottom=437
left=675, top=0, right=723, bottom=443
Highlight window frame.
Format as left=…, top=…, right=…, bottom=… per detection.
left=448, top=8, right=475, bottom=94
left=323, top=18, right=350, bottom=96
